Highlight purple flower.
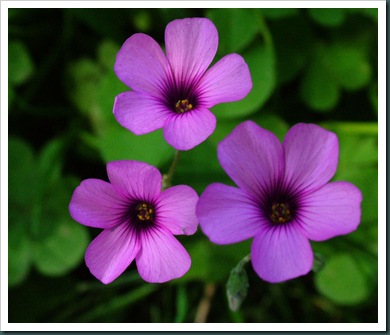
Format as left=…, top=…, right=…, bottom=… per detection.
left=113, top=18, right=252, bottom=151
left=197, top=121, right=362, bottom=283
left=69, top=160, right=198, bottom=284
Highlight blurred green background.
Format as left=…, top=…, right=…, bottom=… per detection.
left=8, top=8, right=378, bottom=323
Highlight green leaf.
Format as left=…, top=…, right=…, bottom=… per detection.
left=29, top=176, right=76, bottom=240
left=337, top=167, right=377, bottom=223
left=315, top=253, right=369, bottom=305
left=68, top=43, right=128, bottom=135
left=327, top=44, right=371, bottom=91
left=8, top=137, right=38, bottom=207
left=67, top=58, right=101, bottom=116
left=308, top=8, right=346, bottom=27
left=97, top=40, right=120, bottom=70
left=331, top=130, right=378, bottom=223
left=98, top=126, right=175, bottom=168
left=8, top=216, right=32, bottom=286
left=212, top=42, right=276, bottom=119
left=260, top=8, right=299, bottom=19
left=300, top=45, right=340, bottom=111
left=300, top=25, right=373, bottom=110
left=9, top=41, right=34, bottom=86
left=207, top=8, right=260, bottom=55
left=133, top=9, right=153, bottom=32
left=9, top=138, right=89, bottom=279
left=336, top=132, right=378, bottom=169
left=37, top=138, right=64, bottom=189
left=97, top=70, right=128, bottom=129
left=33, top=220, right=89, bottom=276
left=179, top=238, right=212, bottom=282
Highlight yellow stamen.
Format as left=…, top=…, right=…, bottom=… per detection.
left=175, top=99, right=193, bottom=113
left=136, top=203, right=154, bottom=221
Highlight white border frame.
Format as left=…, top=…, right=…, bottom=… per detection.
left=1, top=0, right=386, bottom=331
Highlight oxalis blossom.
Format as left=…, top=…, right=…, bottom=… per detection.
left=197, top=121, right=362, bottom=283
left=113, top=18, right=252, bottom=151
left=69, top=160, right=198, bottom=284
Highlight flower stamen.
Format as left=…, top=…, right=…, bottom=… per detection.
left=136, top=202, right=154, bottom=222
left=175, top=99, right=193, bottom=113
left=270, top=202, right=292, bottom=224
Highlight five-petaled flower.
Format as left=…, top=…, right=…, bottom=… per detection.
left=196, top=121, right=362, bottom=283
left=69, top=160, right=198, bottom=284
left=113, top=18, right=252, bottom=151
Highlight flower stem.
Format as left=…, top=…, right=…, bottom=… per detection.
left=162, top=150, right=181, bottom=190
left=194, top=283, right=216, bottom=323
left=237, top=254, right=251, bottom=271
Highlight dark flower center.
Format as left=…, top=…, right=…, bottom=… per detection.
left=135, top=202, right=155, bottom=222
left=175, top=99, right=193, bottom=113
left=163, top=77, right=198, bottom=113
left=269, top=202, right=292, bottom=224
left=125, top=201, right=155, bottom=230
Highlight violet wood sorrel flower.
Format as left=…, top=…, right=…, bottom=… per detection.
left=69, top=160, right=198, bottom=284
left=113, top=18, right=252, bottom=151
left=196, top=121, right=362, bottom=283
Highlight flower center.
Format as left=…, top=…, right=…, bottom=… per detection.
left=175, top=99, right=193, bottom=113
left=270, top=202, right=292, bottom=224
left=135, top=202, right=155, bottom=223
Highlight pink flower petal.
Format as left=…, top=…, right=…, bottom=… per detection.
left=297, top=181, right=362, bottom=241
left=163, top=107, right=216, bottom=150
left=218, top=121, right=284, bottom=199
left=106, top=161, right=162, bottom=202
left=85, top=224, right=140, bottom=284
left=197, top=183, right=263, bottom=244
left=114, top=33, right=172, bottom=96
left=157, top=185, right=199, bottom=235
left=251, top=224, right=313, bottom=283
left=136, top=227, right=191, bottom=283
left=113, top=91, right=172, bottom=135
left=69, top=179, right=126, bottom=229
left=198, top=53, right=252, bottom=108
left=283, top=123, right=339, bottom=194
left=165, top=18, right=218, bottom=86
